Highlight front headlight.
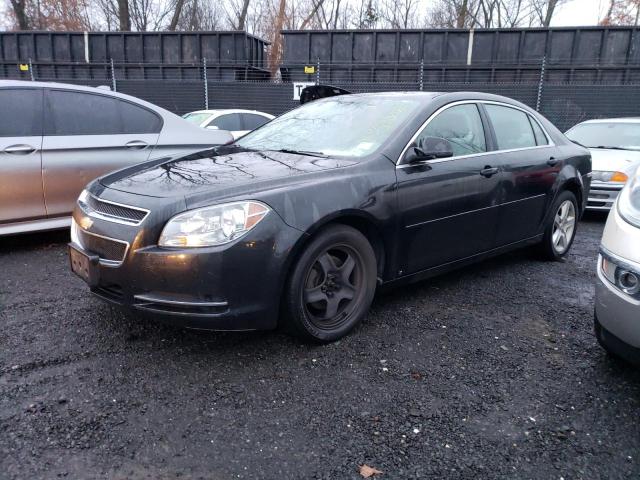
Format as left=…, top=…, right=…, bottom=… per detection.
left=617, top=168, right=640, bottom=228
left=591, top=171, right=628, bottom=183
left=600, top=253, right=640, bottom=297
left=158, top=201, right=270, bottom=247
left=78, top=189, right=89, bottom=205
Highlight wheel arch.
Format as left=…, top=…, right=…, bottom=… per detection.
left=287, top=210, right=387, bottom=282
left=559, top=176, right=584, bottom=215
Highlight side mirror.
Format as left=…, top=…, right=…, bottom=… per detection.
left=403, top=136, right=454, bottom=164
left=206, top=125, right=219, bottom=130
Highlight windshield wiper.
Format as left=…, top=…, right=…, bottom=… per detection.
left=274, top=148, right=328, bottom=158
left=592, top=145, right=630, bottom=151
left=569, top=139, right=587, bottom=148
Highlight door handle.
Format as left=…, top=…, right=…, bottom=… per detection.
left=480, top=166, right=499, bottom=178
left=125, top=140, right=149, bottom=150
left=547, top=157, right=558, bottom=166
left=4, top=144, right=36, bottom=155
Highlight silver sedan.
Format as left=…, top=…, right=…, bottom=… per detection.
left=0, top=80, right=233, bottom=236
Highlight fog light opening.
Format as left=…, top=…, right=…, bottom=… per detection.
left=618, top=270, right=640, bottom=295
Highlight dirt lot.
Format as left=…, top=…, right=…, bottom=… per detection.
left=1, top=214, right=639, bottom=480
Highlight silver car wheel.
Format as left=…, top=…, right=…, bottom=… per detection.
left=552, top=199, right=576, bottom=254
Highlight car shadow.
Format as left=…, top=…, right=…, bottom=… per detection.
left=0, top=228, right=70, bottom=252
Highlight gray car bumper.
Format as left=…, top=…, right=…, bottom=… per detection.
left=587, top=184, right=622, bottom=211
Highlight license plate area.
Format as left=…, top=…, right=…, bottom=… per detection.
left=69, top=244, right=100, bottom=288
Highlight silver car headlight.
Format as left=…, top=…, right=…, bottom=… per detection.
left=591, top=170, right=629, bottom=183
left=600, top=253, right=640, bottom=297
left=617, top=168, right=640, bottom=228
left=158, top=201, right=270, bottom=247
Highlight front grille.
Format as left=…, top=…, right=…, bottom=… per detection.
left=93, top=284, right=124, bottom=302
left=77, top=228, right=128, bottom=263
left=85, top=195, right=148, bottom=225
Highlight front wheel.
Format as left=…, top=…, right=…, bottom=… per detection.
left=282, top=225, right=377, bottom=343
left=539, top=190, right=579, bottom=260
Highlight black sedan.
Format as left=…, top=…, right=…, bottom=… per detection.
left=69, top=91, right=591, bottom=342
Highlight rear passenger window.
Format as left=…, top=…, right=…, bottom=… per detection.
left=529, top=116, right=549, bottom=145
left=0, top=88, right=42, bottom=137
left=485, top=104, right=536, bottom=150
left=242, top=113, right=270, bottom=130
left=120, top=100, right=162, bottom=133
left=46, top=90, right=121, bottom=135
left=419, top=103, right=487, bottom=157
left=209, top=114, right=242, bottom=131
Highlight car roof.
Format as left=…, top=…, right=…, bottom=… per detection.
left=324, top=90, right=538, bottom=111
left=577, top=117, right=640, bottom=124
left=0, top=79, right=169, bottom=113
left=186, top=109, right=274, bottom=116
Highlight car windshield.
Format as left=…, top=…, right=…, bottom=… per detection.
left=183, top=113, right=211, bottom=125
left=566, top=122, right=640, bottom=151
left=235, top=96, right=423, bottom=158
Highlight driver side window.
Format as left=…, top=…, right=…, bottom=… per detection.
left=417, top=104, right=487, bottom=158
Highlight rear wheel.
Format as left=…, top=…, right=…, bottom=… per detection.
left=282, top=225, right=377, bottom=342
left=539, top=190, right=578, bottom=260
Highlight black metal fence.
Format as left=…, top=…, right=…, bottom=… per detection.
left=7, top=59, right=640, bottom=132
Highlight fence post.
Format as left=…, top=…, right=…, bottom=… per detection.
left=110, top=58, right=117, bottom=92
left=536, top=56, right=546, bottom=112
left=419, top=58, right=424, bottom=91
left=28, top=58, right=34, bottom=81
left=316, top=57, right=320, bottom=85
left=203, top=57, right=209, bottom=110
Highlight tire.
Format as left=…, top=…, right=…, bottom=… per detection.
left=539, top=190, right=579, bottom=261
left=282, top=224, right=377, bottom=343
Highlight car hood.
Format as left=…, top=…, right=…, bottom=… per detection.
left=99, top=149, right=359, bottom=201
left=590, top=148, right=640, bottom=174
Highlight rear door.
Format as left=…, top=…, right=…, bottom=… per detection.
left=42, top=89, right=161, bottom=217
left=396, top=102, right=503, bottom=274
left=482, top=103, right=558, bottom=245
left=0, top=87, right=45, bottom=224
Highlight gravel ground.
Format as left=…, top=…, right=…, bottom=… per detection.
left=1, top=213, right=639, bottom=480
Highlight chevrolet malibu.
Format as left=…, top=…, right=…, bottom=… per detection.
left=69, top=92, right=591, bottom=342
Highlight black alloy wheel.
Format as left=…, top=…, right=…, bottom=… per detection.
left=283, top=225, right=377, bottom=342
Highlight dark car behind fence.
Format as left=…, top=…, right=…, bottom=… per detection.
left=2, top=27, right=640, bottom=132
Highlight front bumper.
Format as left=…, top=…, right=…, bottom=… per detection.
left=595, top=314, right=640, bottom=367
left=586, top=182, right=623, bottom=211
left=69, top=189, right=304, bottom=331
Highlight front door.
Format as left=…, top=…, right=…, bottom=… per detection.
left=42, top=89, right=161, bottom=217
left=0, top=87, right=45, bottom=224
left=396, top=103, right=503, bottom=275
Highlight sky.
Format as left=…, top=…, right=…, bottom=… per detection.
left=551, top=0, right=609, bottom=26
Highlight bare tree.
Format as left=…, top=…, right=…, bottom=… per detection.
left=531, top=0, right=566, bottom=27
left=379, top=0, right=420, bottom=28
left=8, top=0, right=31, bottom=29
left=601, top=0, right=640, bottom=25
left=168, top=0, right=186, bottom=30
left=117, top=0, right=130, bottom=30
